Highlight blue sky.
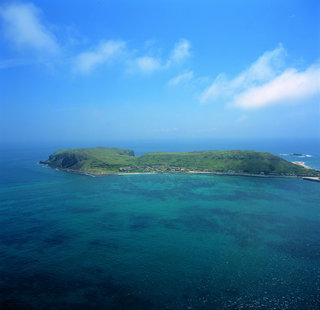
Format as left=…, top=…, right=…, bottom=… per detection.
left=0, top=0, right=319, bottom=144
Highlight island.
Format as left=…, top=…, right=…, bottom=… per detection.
left=40, top=147, right=320, bottom=178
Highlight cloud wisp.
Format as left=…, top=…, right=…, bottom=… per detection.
left=200, top=45, right=320, bottom=109
left=169, top=71, right=194, bottom=86
left=169, top=39, right=191, bottom=64
left=130, top=39, right=191, bottom=74
left=133, top=56, right=162, bottom=74
left=0, top=3, right=59, bottom=54
left=73, top=40, right=126, bottom=74
left=74, top=38, right=191, bottom=75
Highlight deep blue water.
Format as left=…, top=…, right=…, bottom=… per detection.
left=0, top=140, right=320, bottom=309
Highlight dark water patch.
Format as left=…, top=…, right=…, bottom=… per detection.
left=110, top=292, right=153, bottom=310
left=0, top=270, right=75, bottom=300
left=160, top=205, right=222, bottom=234
left=0, top=232, right=31, bottom=247
left=0, top=268, right=154, bottom=310
left=0, top=228, right=72, bottom=247
left=192, top=189, right=288, bottom=203
left=88, top=239, right=119, bottom=250
left=212, top=212, right=267, bottom=247
left=0, top=252, right=41, bottom=272
left=129, top=214, right=155, bottom=231
left=109, top=176, right=229, bottom=202
left=158, top=218, right=182, bottom=230
left=186, top=179, right=217, bottom=189
left=113, top=187, right=170, bottom=201
left=234, top=189, right=287, bottom=202
left=179, top=212, right=221, bottom=233
left=108, top=178, right=277, bottom=204
left=265, top=216, right=320, bottom=260
left=74, top=278, right=153, bottom=310
left=225, top=226, right=262, bottom=247
left=206, top=208, right=238, bottom=217
left=135, top=189, right=169, bottom=201
left=157, top=206, right=222, bottom=234
left=220, top=211, right=291, bottom=248
left=267, top=215, right=320, bottom=239
left=268, top=239, right=320, bottom=260
left=94, top=211, right=124, bottom=231
left=301, top=196, right=320, bottom=204
left=99, top=211, right=119, bottom=220
left=233, top=212, right=290, bottom=235
left=25, top=223, right=51, bottom=235
left=66, top=205, right=101, bottom=214
left=108, top=179, right=172, bottom=201
left=182, top=189, right=285, bottom=204
left=0, top=221, right=52, bottom=247
left=228, top=212, right=320, bottom=253
left=178, top=206, right=299, bottom=248
left=0, top=212, right=74, bottom=250
left=43, top=231, right=72, bottom=247
left=0, top=207, right=35, bottom=219
left=0, top=299, right=35, bottom=310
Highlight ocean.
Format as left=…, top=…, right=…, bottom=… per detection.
left=0, top=140, right=319, bottom=309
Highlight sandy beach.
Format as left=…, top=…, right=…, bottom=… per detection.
left=292, top=161, right=312, bottom=169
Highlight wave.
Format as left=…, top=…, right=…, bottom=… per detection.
left=83, top=173, right=96, bottom=177
left=281, top=153, right=313, bottom=158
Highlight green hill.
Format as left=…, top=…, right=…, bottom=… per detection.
left=40, top=147, right=320, bottom=177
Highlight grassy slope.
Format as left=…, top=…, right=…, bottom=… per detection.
left=42, top=147, right=320, bottom=176
left=42, top=147, right=135, bottom=174
left=137, top=151, right=318, bottom=176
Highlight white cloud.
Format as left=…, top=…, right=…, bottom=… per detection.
left=0, top=3, right=59, bottom=54
left=200, top=45, right=320, bottom=109
left=169, top=39, right=191, bottom=64
left=135, top=56, right=162, bottom=74
left=130, top=39, right=191, bottom=74
left=73, top=40, right=126, bottom=73
left=200, top=45, right=285, bottom=104
left=169, top=71, right=193, bottom=86
left=233, top=65, right=320, bottom=109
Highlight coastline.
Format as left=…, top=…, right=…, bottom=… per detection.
left=40, top=148, right=320, bottom=180
left=40, top=163, right=303, bottom=179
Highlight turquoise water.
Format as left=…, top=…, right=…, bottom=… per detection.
left=1, top=144, right=320, bottom=309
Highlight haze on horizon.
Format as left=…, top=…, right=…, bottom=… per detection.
left=0, top=0, right=319, bottom=144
